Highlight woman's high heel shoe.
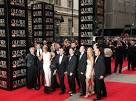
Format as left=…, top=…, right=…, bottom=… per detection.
left=84, top=93, right=90, bottom=98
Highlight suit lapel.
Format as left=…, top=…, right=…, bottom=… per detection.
left=95, top=56, right=99, bottom=64
left=59, top=55, right=64, bottom=64
left=79, top=53, right=83, bottom=61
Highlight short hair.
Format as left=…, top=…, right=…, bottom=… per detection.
left=98, top=47, right=104, bottom=55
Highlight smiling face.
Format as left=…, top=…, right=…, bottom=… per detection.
left=59, top=48, right=64, bottom=55
left=69, top=48, right=74, bottom=55
left=94, top=48, right=100, bottom=57
left=29, top=47, right=35, bottom=54
left=80, top=46, right=85, bottom=53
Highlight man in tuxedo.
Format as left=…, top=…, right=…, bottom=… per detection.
left=77, top=46, right=87, bottom=96
left=56, top=47, right=68, bottom=94
left=93, top=47, right=107, bottom=100
left=71, top=42, right=80, bottom=89
left=67, top=48, right=77, bottom=96
left=35, top=43, right=44, bottom=88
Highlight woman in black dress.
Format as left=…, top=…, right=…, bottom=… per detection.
left=25, top=46, right=38, bottom=90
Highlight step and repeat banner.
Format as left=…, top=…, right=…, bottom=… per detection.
left=0, top=0, right=28, bottom=90
left=79, top=0, right=104, bottom=47
left=32, top=2, right=54, bottom=44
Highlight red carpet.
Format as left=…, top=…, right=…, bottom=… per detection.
left=111, top=59, right=128, bottom=73
left=1, top=81, right=136, bottom=101
left=123, top=70, right=136, bottom=74
left=82, top=81, right=136, bottom=101
left=0, top=87, right=69, bottom=101
left=0, top=76, right=70, bottom=101
left=0, top=60, right=135, bottom=101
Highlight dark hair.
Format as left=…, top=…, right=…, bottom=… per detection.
left=69, top=47, right=74, bottom=51
left=98, top=47, right=104, bottom=55
left=29, top=44, right=34, bottom=49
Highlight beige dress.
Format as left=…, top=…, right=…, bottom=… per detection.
left=86, top=59, right=94, bottom=79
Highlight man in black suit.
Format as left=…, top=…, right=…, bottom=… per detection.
left=35, top=43, right=44, bottom=89
left=77, top=46, right=87, bottom=96
left=114, top=41, right=124, bottom=73
left=56, top=47, right=68, bottom=94
left=93, top=47, right=107, bottom=100
left=67, top=48, right=77, bottom=96
left=128, top=41, right=135, bottom=70
left=71, top=42, right=80, bottom=89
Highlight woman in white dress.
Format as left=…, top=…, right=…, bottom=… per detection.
left=85, top=47, right=95, bottom=98
left=39, top=45, right=51, bottom=90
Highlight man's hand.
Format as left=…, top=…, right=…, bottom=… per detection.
left=70, top=72, right=73, bottom=76
left=100, top=75, right=104, bottom=79
left=81, top=72, right=84, bottom=75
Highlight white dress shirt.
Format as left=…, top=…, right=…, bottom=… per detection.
left=59, top=54, right=63, bottom=64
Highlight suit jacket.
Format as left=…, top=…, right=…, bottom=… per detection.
left=115, top=46, right=124, bottom=61
left=94, top=55, right=106, bottom=78
left=56, top=54, right=68, bottom=75
left=25, top=53, right=38, bottom=68
left=67, top=55, right=77, bottom=74
left=77, top=53, right=87, bottom=74
left=50, top=57, right=57, bottom=71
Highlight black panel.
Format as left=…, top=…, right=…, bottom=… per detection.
left=79, top=0, right=104, bottom=47
left=0, top=0, right=28, bottom=90
left=32, top=2, right=54, bottom=44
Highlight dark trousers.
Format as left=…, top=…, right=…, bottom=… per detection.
left=94, top=77, right=107, bottom=99
left=37, top=62, right=44, bottom=87
left=128, top=57, right=135, bottom=70
left=58, top=73, right=66, bottom=92
left=26, top=67, right=37, bottom=89
left=68, top=75, right=76, bottom=93
left=105, top=57, right=112, bottom=75
left=78, top=74, right=86, bottom=95
left=75, top=71, right=80, bottom=89
left=51, top=71, right=59, bottom=90
left=114, top=59, right=123, bottom=73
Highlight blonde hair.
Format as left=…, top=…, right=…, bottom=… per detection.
left=87, top=47, right=94, bottom=62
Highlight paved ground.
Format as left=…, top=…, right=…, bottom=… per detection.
left=65, top=67, right=136, bottom=101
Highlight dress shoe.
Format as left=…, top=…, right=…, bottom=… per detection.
left=102, top=94, right=107, bottom=97
left=93, top=97, right=101, bottom=101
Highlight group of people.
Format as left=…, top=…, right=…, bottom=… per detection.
left=25, top=37, right=136, bottom=101
left=25, top=39, right=107, bottom=101
left=103, top=38, right=136, bottom=74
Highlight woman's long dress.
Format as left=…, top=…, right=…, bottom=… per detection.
left=86, top=59, right=94, bottom=79
left=43, top=52, right=51, bottom=87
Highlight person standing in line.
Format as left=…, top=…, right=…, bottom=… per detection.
left=93, top=46, right=107, bottom=101
left=104, top=46, right=113, bottom=75
left=25, top=46, right=38, bottom=90
left=71, top=42, right=80, bottom=90
left=55, top=47, right=68, bottom=94
left=84, top=47, right=95, bottom=98
left=35, top=43, right=44, bottom=88
left=114, top=41, right=124, bottom=73
left=50, top=52, right=59, bottom=91
left=128, top=41, right=135, bottom=70
left=67, top=48, right=77, bottom=96
left=39, top=45, right=52, bottom=93
left=77, top=46, right=87, bottom=96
